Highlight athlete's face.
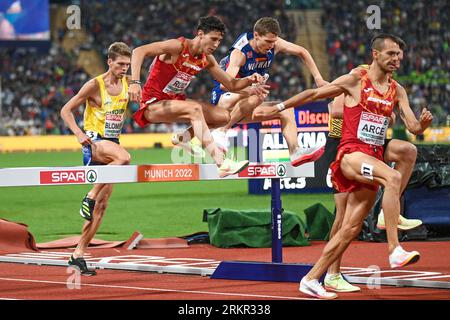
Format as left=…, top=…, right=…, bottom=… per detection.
left=199, top=30, right=223, bottom=54
left=108, top=55, right=131, bottom=79
left=373, top=39, right=403, bottom=73
left=253, top=32, right=278, bottom=54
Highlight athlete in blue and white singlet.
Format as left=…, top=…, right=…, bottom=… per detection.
left=211, top=31, right=274, bottom=105
left=204, top=17, right=329, bottom=166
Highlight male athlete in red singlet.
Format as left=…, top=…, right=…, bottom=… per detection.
left=264, top=34, right=433, bottom=299
left=129, top=16, right=266, bottom=177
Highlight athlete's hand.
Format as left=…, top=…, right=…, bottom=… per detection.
left=419, top=107, right=433, bottom=132
left=129, top=83, right=142, bottom=103
left=257, top=102, right=282, bottom=118
left=247, top=73, right=265, bottom=84
left=249, top=84, right=270, bottom=100
left=76, top=132, right=92, bottom=146
left=315, top=78, right=329, bottom=87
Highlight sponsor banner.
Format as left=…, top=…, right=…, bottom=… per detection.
left=238, top=164, right=287, bottom=178
left=40, top=169, right=98, bottom=184
left=137, top=164, right=199, bottom=182
left=248, top=101, right=332, bottom=194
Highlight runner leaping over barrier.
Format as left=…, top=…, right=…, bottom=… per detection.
left=0, top=162, right=317, bottom=282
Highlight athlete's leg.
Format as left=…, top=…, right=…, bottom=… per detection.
left=85, top=141, right=131, bottom=199
left=329, top=141, right=419, bottom=277
left=143, top=100, right=226, bottom=166
left=244, top=103, right=324, bottom=165
left=339, top=152, right=403, bottom=253
left=304, top=187, right=377, bottom=281
left=80, top=141, right=131, bottom=221
left=73, top=183, right=114, bottom=259
left=198, top=99, right=231, bottom=128
left=171, top=99, right=230, bottom=153
left=209, top=93, right=266, bottom=153
left=327, top=192, right=349, bottom=275
left=300, top=187, right=376, bottom=298
left=384, top=139, right=417, bottom=193
left=278, top=108, right=300, bottom=154
left=303, top=151, right=418, bottom=293
left=381, top=139, right=422, bottom=230
left=223, top=94, right=265, bottom=131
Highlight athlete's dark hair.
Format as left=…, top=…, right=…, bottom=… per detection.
left=108, top=42, right=132, bottom=60
left=254, top=17, right=281, bottom=36
left=371, top=33, right=406, bottom=51
left=197, top=16, right=226, bottom=35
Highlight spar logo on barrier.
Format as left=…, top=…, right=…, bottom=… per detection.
left=137, top=164, right=199, bottom=182
left=86, top=170, right=98, bottom=183
left=239, top=164, right=286, bottom=178
left=40, top=169, right=98, bottom=184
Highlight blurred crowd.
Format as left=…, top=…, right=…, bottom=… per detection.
left=0, top=45, right=88, bottom=135
left=322, top=0, right=450, bottom=125
left=0, top=0, right=448, bottom=136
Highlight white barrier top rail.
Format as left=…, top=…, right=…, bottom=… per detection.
left=0, top=162, right=314, bottom=187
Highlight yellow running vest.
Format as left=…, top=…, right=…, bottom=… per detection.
left=84, top=75, right=128, bottom=138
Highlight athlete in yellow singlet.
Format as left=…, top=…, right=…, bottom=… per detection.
left=83, top=75, right=129, bottom=142
left=61, top=42, right=132, bottom=276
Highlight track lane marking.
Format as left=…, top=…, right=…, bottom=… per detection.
left=0, top=277, right=314, bottom=300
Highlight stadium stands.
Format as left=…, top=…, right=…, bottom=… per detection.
left=0, top=0, right=448, bottom=135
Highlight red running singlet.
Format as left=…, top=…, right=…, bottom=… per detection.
left=331, top=69, right=398, bottom=193
left=134, top=37, right=209, bottom=128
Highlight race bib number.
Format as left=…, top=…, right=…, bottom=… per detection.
left=357, top=111, right=389, bottom=146
left=103, top=111, right=125, bottom=138
left=163, top=71, right=193, bottom=95
left=85, top=130, right=99, bottom=140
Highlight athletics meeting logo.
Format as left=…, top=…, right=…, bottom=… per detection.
left=40, top=169, right=98, bottom=185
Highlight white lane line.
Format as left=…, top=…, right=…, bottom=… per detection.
left=0, top=277, right=314, bottom=300
left=411, top=275, right=450, bottom=281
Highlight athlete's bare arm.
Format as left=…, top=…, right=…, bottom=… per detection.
left=206, top=54, right=265, bottom=93
left=329, top=66, right=369, bottom=118
left=397, top=84, right=433, bottom=134
left=222, top=49, right=245, bottom=79
left=275, top=37, right=328, bottom=87
left=281, top=73, right=361, bottom=111
left=129, top=39, right=183, bottom=102
left=217, top=49, right=269, bottom=97
left=60, top=79, right=99, bottom=146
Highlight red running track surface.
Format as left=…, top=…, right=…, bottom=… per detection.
left=0, top=241, right=449, bottom=300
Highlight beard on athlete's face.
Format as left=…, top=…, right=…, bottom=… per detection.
left=380, top=54, right=401, bottom=72
left=373, top=50, right=399, bottom=73
left=374, top=40, right=403, bottom=73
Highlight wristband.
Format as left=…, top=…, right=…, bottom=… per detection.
left=130, top=80, right=141, bottom=85
left=276, top=102, right=286, bottom=111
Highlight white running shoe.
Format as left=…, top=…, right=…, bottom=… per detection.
left=218, top=158, right=249, bottom=178
left=211, top=129, right=229, bottom=153
left=171, top=133, right=205, bottom=158
left=299, top=277, right=338, bottom=299
left=389, top=245, right=420, bottom=269
left=290, top=144, right=325, bottom=167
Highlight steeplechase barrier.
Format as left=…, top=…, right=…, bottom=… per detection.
left=1, top=162, right=450, bottom=289
left=0, top=162, right=317, bottom=282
